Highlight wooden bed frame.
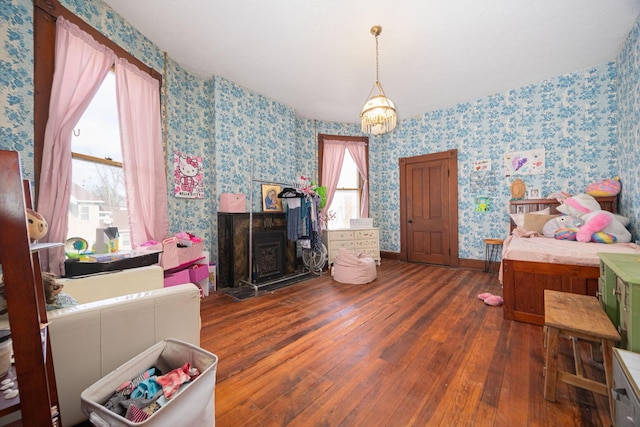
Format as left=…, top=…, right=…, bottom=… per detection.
left=503, top=196, right=617, bottom=326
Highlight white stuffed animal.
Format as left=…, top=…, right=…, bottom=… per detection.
left=556, top=194, right=631, bottom=243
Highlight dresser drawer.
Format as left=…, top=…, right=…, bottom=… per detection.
left=331, top=240, right=355, bottom=250
left=354, top=229, right=379, bottom=240
left=354, top=239, right=378, bottom=249
left=361, top=248, right=380, bottom=258
left=328, top=230, right=355, bottom=241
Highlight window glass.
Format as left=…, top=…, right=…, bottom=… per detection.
left=336, top=151, right=359, bottom=188
left=328, top=151, right=360, bottom=229
left=68, top=72, right=131, bottom=251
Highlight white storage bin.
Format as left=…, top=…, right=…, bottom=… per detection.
left=81, top=339, right=218, bottom=426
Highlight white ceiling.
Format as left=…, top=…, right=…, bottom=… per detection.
left=102, top=0, right=640, bottom=124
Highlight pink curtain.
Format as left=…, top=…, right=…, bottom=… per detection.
left=37, top=17, right=115, bottom=276
left=347, top=141, right=369, bottom=218
left=115, top=58, right=169, bottom=247
left=321, top=140, right=347, bottom=214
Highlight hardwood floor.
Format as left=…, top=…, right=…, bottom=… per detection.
left=200, top=260, right=612, bottom=427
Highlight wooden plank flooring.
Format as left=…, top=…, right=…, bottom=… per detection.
left=200, top=260, right=611, bottom=426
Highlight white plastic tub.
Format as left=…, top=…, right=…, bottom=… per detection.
left=81, top=339, right=217, bottom=426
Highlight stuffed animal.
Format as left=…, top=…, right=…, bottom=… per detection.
left=556, top=193, right=631, bottom=243
left=26, top=208, right=48, bottom=242
left=41, top=272, right=77, bottom=310
left=41, top=272, right=63, bottom=304
left=542, top=215, right=584, bottom=239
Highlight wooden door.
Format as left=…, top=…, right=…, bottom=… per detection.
left=400, top=150, right=458, bottom=267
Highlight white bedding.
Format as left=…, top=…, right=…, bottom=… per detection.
left=499, top=235, right=638, bottom=283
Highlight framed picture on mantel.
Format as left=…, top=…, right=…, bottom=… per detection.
left=261, top=184, right=282, bottom=212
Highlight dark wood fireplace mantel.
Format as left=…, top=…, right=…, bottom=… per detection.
left=217, top=212, right=298, bottom=288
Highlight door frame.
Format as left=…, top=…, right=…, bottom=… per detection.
left=399, top=149, right=459, bottom=267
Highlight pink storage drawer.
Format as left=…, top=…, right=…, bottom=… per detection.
left=189, top=264, right=208, bottom=283
left=164, top=269, right=191, bottom=287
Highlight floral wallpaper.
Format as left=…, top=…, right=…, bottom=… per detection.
left=616, top=16, right=640, bottom=242
left=1, top=0, right=638, bottom=267
left=0, top=0, right=34, bottom=180
left=373, top=63, right=619, bottom=259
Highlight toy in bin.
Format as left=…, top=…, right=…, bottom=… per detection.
left=81, top=339, right=218, bottom=426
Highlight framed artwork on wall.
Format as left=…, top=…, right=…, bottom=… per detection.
left=528, top=188, right=541, bottom=199
left=262, top=184, right=283, bottom=212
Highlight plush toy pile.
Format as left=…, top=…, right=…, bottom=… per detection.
left=544, top=193, right=631, bottom=243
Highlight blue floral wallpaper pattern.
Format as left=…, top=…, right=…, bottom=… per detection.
left=0, top=0, right=34, bottom=180
left=2, top=0, right=639, bottom=266
left=373, top=63, right=619, bottom=258
left=617, top=16, right=640, bottom=242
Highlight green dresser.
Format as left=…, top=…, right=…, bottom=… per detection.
left=598, top=253, right=640, bottom=351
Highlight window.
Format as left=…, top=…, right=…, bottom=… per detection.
left=68, top=71, right=131, bottom=250
left=329, top=151, right=361, bottom=229
left=34, top=3, right=165, bottom=270
left=78, top=205, right=90, bottom=222
left=318, top=134, right=369, bottom=230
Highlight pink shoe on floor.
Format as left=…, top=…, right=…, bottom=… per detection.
left=477, top=292, right=493, bottom=301
left=484, top=295, right=503, bottom=306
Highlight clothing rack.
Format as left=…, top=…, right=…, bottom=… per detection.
left=239, top=161, right=312, bottom=295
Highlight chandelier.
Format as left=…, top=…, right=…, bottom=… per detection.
left=360, top=25, right=397, bottom=135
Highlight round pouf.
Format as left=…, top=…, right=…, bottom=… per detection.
left=331, top=248, right=377, bottom=284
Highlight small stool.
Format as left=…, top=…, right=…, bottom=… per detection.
left=483, top=238, right=504, bottom=273
left=543, top=290, right=620, bottom=418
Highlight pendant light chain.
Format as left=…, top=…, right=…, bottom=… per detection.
left=375, top=33, right=380, bottom=84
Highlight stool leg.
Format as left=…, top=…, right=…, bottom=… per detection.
left=544, top=327, right=560, bottom=402
left=484, top=244, right=489, bottom=273
left=602, top=339, right=615, bottom=419
left=489, top=244, right=499, bottom=274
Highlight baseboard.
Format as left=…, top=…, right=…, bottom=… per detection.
left=381, top=253, right=493, bottom=272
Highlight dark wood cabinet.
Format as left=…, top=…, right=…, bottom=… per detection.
left=217, top=212, right=298, bottom=288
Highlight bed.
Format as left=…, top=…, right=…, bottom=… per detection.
left=501, top=196, right=636, bottom=326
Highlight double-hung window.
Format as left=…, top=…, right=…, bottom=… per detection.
left=318, top=134, right=369, bottom=230
left=69, top=71, right=131, bottom=250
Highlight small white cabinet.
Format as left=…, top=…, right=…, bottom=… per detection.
left=613, top=348, right=640, bottom=426
left=323, top=228, right=380, bottom=265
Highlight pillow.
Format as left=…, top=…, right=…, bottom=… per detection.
left=523, top=213, right=560, bottom=234
left=510, top=207, right=550, bottom=228
left=586, top=178, right=621, bottom=196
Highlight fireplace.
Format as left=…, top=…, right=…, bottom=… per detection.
left=252, top=230, right=286, bottom=283
left=217, top=212, right=298, bottom=287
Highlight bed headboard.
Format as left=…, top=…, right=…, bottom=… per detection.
left=509, top=196, right=618, bottom=231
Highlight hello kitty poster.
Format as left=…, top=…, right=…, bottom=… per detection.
left=173, top=151, right=204, bottom=199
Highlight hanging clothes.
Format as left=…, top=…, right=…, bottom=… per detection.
left=285, top=198, right=302, bottom=241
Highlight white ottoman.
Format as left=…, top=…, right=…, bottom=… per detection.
left=331, top=248, right=377, bottom=284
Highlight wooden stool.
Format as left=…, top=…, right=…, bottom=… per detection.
left=543, top=290, right=620, bottom=418
left=483, top=238, right=503, bottom=273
